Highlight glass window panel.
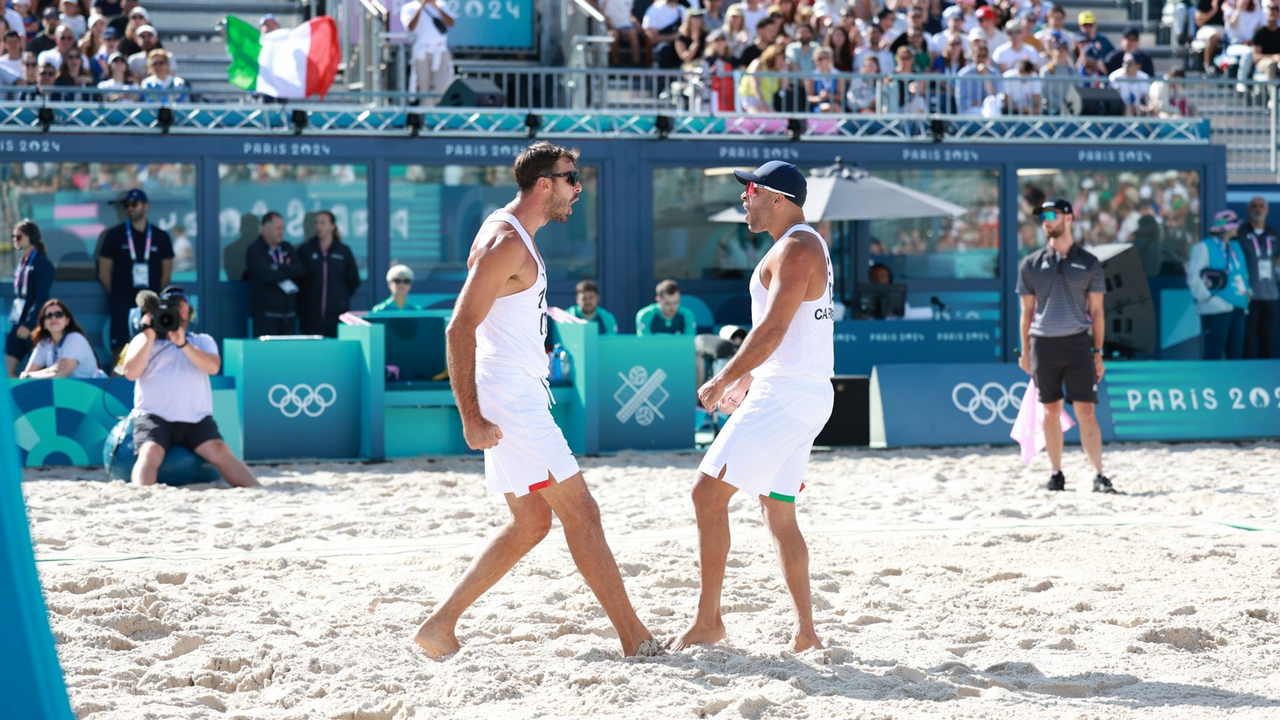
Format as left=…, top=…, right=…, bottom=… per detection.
left=217, top=164, right=369, bottom=282
left=868, top=169, right=1001, bottom=280
left=0, top=162, right=198, bottom=283
left=651, top=167, right=772, bottom=281
left=1016, top=169, right=1201, bottom=276
left=388, top=164, right=598, bottom=285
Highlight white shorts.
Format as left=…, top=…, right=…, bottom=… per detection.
left=476, top=365, right=581, bottom=497
left=698, top=374, right=834, bottom=502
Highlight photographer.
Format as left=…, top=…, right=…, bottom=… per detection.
left=121, top=285, right=260, bottom=488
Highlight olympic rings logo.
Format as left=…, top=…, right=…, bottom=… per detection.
left=268, top=383, right=338, bottom=418
left=951, top=381, right=1027, bottom=425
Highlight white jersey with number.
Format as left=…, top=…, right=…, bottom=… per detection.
left=475, top=212, right=549, bottom=379
left=749, top=222, right=835, bottom=381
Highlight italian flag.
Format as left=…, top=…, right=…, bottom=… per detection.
left=225, top=16, right=340, bottom=99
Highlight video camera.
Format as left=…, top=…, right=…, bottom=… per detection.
left=135, top=289, right=181, bottom=334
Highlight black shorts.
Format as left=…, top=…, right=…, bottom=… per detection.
left=1029, top=332, right=1098, bottom=404
left=133, top=413, right=223, bottom=452
left=5, top=325, right=32, bottom=360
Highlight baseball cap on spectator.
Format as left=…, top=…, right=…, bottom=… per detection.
left=160, top=285, right=188, bottom=302
left=734, top=161, right=808, bottom=208
left=707, top=29, right=727, bottom=42
left=107, top=51, right=125, bottom=63
left=725, top=5, right=743, bottom=17
left=976, top=6, right=996, bottom=21
left=1209, top=209, right=1241, bottom=233
left=1123, top=26, right=1141, bottom=39
left=1046, top=30, right=1067, bottom=46
left=259, top=13, right=277, bottom=26
left=942, top=5, right=962, bottom=21
left=1078, top=10, right=1096, bottom=25
left=42, top=7, right=58, bottom=18
left=1082, top=46, right=1102, bottom=61
left=1041, top=197, right=1074, bottom=216
left=136, top=24, right=157, bottom=36
left=103, top=27, right=119, bottom=40
left=1123, top=52, right=1138, bottom=64
left=130, top=7, right=149, bottom=21
left=122, top=188, right=148, bottom=204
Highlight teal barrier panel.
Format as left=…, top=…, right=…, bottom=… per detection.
left=559, top=324, right=696, bottom=452
left=870, top=363, right=1113, bottom=448
left=0, top=384, right=74, bottom=718
left=1104, top=360, right=1280, bottom=441
left=9, top=377, right=240, bottom=468
left=834, top=320, right=1002, bottom=375
left=223, top=338, right=364, bottom=461
left=338, top=324, right=385, bottom=461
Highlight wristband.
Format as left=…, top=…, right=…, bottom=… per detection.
left=1090, top=347, right=1102, bottom=355
left=177, top=341, right=189, bottom=348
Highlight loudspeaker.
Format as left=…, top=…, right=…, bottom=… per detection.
left=1063, top=85, right=1125, bottom=116
left=438, top=78, right=506, bottom=108
left=814, top=376, right=870, bottom=447
left=1090, top=243, right=1155, bottom=355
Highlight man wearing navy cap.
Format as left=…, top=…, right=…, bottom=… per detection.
left=96, top=188, right=174, bottom=359
left=673, top=160, right=835, bottom=653
left=1017, top=198, right=1117, bottom=493
left=121, top=284, right=260, bottom=488
left=1105, top=27, right=1154, bottom=75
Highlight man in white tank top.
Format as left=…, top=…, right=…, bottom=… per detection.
left=413, top=141, right=659, bottom=659
left=673, top=161, right=836, bottom=653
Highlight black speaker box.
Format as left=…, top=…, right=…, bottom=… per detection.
left=814, top=376, right=870, bottom=447
left=438, top=78, right=506, bottom=108
left=1063, top=85, right=1125, bottom=116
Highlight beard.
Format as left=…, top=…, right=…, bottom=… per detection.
left=745, top=204, right=771, bottom=234
left=1044, top=225, right=1066, bottom=240
left=546, top=193, right=572, bottom=223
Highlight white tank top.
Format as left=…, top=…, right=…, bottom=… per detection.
left=475, top=212, right=549, bottom=379
left=749, top=223, right=835, bottom=381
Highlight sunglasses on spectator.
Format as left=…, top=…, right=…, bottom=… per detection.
left=24, top=61, right=36, bottom=67
left=1039, top=210, right=1060, bottom=222
left=390, top=278, right=412, bottom=284
left=139, top=32, right=155, bottom=38
left=43, top=311, right=66, bottom=320
left=543, top=169, right=580, bottom=185
left=151, top=59, right=167, bottom=65
left=38, top=69, right=55, bottom=76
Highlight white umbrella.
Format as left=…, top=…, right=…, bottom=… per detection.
left=709, top=173, right=968, bottom=223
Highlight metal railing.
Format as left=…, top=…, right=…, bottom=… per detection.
left=7, top=66, right=1280, bottom=175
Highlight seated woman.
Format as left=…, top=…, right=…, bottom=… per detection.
left=371, top=264, right=423, bottom=312
left=19, top=299, right=103, bottom=379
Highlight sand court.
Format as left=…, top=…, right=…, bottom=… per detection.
left=22, top=443, right=1280, bottom=719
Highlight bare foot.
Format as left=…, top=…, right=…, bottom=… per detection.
left=413, top=619, right=460, bottom=659
left=792, top=631, right=823, bottom=652
left=668, top=621, right=726, bottom=652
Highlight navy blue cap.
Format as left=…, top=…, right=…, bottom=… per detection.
left=734, top=161, right=807, bottom=208
left=160, top=285, right=187, bottom=301
left=123, top=188, right=148, bottom=204
left=103, top=27, right=120, bottom=40
left=1041, top=197, right=1074, bottom=215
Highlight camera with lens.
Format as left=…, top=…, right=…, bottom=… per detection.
left=135, top=289, right=181, bottom=334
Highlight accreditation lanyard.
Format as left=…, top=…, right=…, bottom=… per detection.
left=1248, top=230, right=1274, bottom=281
left=270, top=245, right=285, bottom=265
left=127, top=222, right=153, bottom=288
left=51, top=334, right=66, bottom=363
left=13, top=250, right=35, bottom=297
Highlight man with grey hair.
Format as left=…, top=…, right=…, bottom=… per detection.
left=371, top=264, right=423, bottom=312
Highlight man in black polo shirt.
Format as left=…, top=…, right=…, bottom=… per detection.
left=1016, top=198, right=1118, bottom=493
left=96, top=188, right=174, bottom=359
left=1246, top=4, right=1280, bottom=82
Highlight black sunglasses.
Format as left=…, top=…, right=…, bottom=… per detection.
left=390, top=278, right=412, bottom=284
left=544, top=170, right=580, bottom=186
left=126, top=200, right=143, bottom=207
left=43, top=310, right=66, bottom=320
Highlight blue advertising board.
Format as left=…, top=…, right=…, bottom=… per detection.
left=389, top=0, right=535, bottom=51
left=1104, top=360, right=1280, bottom=441
left=870, top=363, right=1115, bottom=448
left=835, top=320, right=1003, bottom=375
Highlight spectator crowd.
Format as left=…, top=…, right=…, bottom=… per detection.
left=599, top=0, right=1223, bottom=117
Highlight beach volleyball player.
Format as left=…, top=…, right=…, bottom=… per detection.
left=672, top=161, right=835, bottom=652
left=413, top=142, right=659, bottom=658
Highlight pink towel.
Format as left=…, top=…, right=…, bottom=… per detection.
left=1010, top=379, right=1076, bottom=465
